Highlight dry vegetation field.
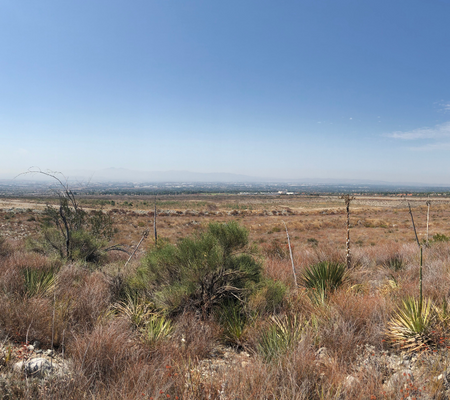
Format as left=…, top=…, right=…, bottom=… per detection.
left=2, top=193, right=450, bottom=399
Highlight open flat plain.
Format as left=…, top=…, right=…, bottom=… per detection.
left=1, top=194, right=450, bottom=257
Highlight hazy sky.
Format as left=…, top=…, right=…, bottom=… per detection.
left=2, top=0, right=450, bottom=183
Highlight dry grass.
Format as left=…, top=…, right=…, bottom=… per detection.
left=2, top=195, right=450, bottom=398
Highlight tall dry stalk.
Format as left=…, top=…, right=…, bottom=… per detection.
left=341, top=195, right=354, bottom=269
left=124, top=229, right=149, bottom=268
left=407, top=201, right=423, bottom=313
left=282, top=221, right=297, bottom=287
left=426, top=200, right=431, bottom=246
left=51, top=291, right=56, bottom=371
left=154, top=197, right=158, bottom=246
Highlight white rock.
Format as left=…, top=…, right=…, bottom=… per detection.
left=13, top=357, right=53, bottom=378
left=344, top=375, right=360, bottom=389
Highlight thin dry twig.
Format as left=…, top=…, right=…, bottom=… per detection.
left=125, top=229, right=149, bottom=268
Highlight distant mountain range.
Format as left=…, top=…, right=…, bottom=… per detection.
left=5, top=168, right=450, bottom=187
left=66, top=168, right=450, bottom=187
left=84, top=168, right=260, bottom=183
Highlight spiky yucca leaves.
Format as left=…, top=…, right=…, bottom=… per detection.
left=110, top=293, right=154, bottom=329
left=257, top=314, right=304, bottom=362
left=23, top=267, right=56, bottom=298
left=384, top=255, right=404, bottom=271
left=110, top=293, right=172, bottom=348
left=141, top=314, right=173, bottom=348
left=387, top=297, right=434, bottom=352
left=434, top=298, right=450, bottom=328
left=217, top=302, right=248, bottom=345
left=300, top=261, right=347, bottom=303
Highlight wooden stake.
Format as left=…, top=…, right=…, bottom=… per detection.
left=154, top=197, right=158, bottom=246
left=341, top=195, right=354, bottom=269
left=408, top=201, right=423, bottom=313
left=124, top=229, right=149, bottom=268
left=426, top=200, right=431, bottom=246
left=283, top=221, right=297, bottom=288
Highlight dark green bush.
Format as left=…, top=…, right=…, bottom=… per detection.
left=249, top=278, right=287, bottom=314
left=138, top=221, right=262, bottom=316
left=432, top=233, right=450, bottom=242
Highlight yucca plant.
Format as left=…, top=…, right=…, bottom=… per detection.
left=257, top=315, right=304, bottom=362
left=110, top=293, right=154, bottom=328
left=217, top=302, right=248, bottom=345
left=300, top=261, right=347, bottom=303
left=23, top=268, right=56, bottom=298
left=141, top=314, right=173, bottom=348
left=387, top=297, right=434, bottom=352
left=433, top=297, right=450, bottom=330
left=384, top=255, right=404, bottom=271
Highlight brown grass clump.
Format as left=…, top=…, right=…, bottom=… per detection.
left=0, top=235, right=12, bottom=257
left=0, top=251, right=58, bottom=296
left=0, top=295, right=54, bottom=345
left=55, top=266, right=112, bottom=332
left=65, top=319, right=181, bottom=399
left=319, top=291, right=390, bottom=363
left=172, top=311, right=218, bottom=360
left=68, top=319, right=142, bottom=384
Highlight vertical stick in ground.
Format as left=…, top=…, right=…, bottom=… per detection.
left=341, top=195, right=354, bottom=269
left=154, top=196, right=158, bottom=246
left=408, top=201, right=423, bottom=313
left=282, top=221, right=297, bottom=288
left=426, top=200, right=431, bottom=246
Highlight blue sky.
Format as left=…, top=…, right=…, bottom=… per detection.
left=2, top=0, right=450, bottom=183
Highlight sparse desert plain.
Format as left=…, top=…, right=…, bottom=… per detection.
left=2, top=193, right=450, bottom=399
left=2, top=194, right=450, bottom=251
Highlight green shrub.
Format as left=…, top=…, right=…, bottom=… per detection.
left=249, top=279, right=287, bottom=314
left=70, top=230, right=107, bottom=263
left=28, top=175, right=116, bottom=263
left=431, top=233, right=450, bottom=242
left=29, top=227, right=108, bottom=263
left=139, top=221, right=262, bottom=316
